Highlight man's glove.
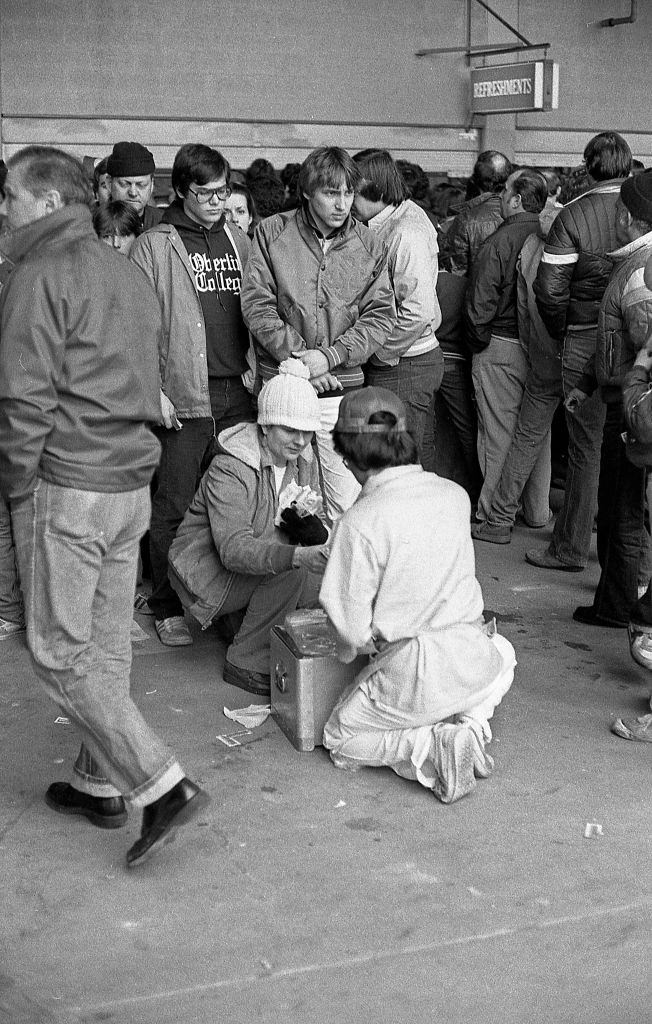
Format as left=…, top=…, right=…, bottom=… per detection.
left=280, top=505, right=328, bottom=546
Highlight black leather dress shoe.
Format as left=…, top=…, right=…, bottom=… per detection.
left=572, top=605, right=628, bottom=628
left=126, top=778, right=209, bottom=868
left=223, top=659, right=270, bottom=696
left=45, top=782, right=127, bottom=829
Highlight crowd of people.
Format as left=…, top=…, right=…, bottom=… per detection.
left=0, top=128, right=650, bottom=869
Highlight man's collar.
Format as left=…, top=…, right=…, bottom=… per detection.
left=301, top=201, right=351, bottom=241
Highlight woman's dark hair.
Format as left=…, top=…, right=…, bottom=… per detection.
left=229, top=181, right=260, bottom=234
left=245, top=158, right=277, bottom=183
left=280, top=162, right=301, bottom=188
left=395, top=160, right=430, bottom=202
left=171, top=144, right=230, bottom=197
left=92, top=199, right=142, bottom=239
left=333, top=412, right=419, bottom=471
left=247, top=173, right=286, bottom=218
left=353, top=149, right=409, bottom=206
left=93, top=157, right=109, bottom=194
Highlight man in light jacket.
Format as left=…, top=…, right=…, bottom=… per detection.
left=241, top=146, right=395, bottom=519
left=351, top=148, right=443, bottom=456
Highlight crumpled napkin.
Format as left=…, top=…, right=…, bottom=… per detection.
left=223, top=704, right=272, bottom=728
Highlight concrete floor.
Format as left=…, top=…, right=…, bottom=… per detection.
left=1, top=521, right=651, bottom=1024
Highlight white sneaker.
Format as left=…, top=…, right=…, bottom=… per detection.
left=629, top=627, right=652, bottom=671
left=0, top=617, right=26, bottom=641
left=431, top=723, right=477, bottom=804
left=155, top=616, right=192, bottom=647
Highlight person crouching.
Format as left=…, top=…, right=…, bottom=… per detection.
left=321, top=387, right=516, bottom=803
left=168, top=358, right=329, bottom=696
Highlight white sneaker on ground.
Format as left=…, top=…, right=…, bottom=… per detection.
left=628, top=626, right=652, bottom=670
left=0, top=617, right=26, bottom=641
left=431, top=722, right=477, bottom=804
left=155, top=616, right=192, bottom=647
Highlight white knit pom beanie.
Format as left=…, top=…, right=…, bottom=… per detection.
left=257, top=358, right=321, bottom=432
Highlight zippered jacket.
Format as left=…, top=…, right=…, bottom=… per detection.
left=168, top=422, right=321, bottom=627
left=534, top=178, right=626, bottom=340
left=441, top=192, right=504, bottom=277
left=240, top=206, right=395, bottom=389
left=577, top=232, right=652, bottom=403
left=0, top=205, right=161, bottom=501
left=463, top=212, right=541, bottom=353
left=130, top=220, right=250, bottom=418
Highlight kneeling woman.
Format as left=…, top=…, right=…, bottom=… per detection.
left=321, top=387, right=516, bottom=803
left=169, top=360, right=329, bottom=696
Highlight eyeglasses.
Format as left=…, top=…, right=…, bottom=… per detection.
left=187, top=184, right=231, bottom=204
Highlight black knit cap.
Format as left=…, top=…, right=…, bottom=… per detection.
left=621, top=169, right=652, bottom=223
left=106, top=141, right=155, bottom=178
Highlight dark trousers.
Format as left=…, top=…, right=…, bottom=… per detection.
left=365, top=347, right=444, bottom=464
left=590, top=402, right=646, bottom=624
left=423, top=357, right=482, bottom=503
left=148, top=377, right=256, bottom=619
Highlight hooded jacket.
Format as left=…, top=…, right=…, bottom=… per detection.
left=168, top=422, right=321, bottom=627
left=130, top=212, right=250, bottom=418
left=534, top=178, right=626, bottom=340
left=0, top=205, right=161, bottom=501
left=240, top=205, right=395, bottom=390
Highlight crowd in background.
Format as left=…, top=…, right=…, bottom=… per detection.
left=0, top=129, right=650, bottom=869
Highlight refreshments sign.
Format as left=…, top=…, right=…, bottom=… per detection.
left=471, top=60, right=559, bottom=114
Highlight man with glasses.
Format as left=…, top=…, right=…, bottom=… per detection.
left=241, top=146, right=395, bottom=519
left=131, top=143, right=254, bottom=646
left=107, top=141, right=163, bottom=230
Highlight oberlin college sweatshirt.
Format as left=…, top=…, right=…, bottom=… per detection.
left=163, top=200, right=249, bottom=377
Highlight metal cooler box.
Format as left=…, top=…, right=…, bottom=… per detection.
left=270, top=612, right=366, bottom=752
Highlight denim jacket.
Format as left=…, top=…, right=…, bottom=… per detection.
left=130, top=222, right=250, bottom=419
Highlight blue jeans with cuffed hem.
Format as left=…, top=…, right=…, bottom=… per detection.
left=11, top=481, right=184, bottom=808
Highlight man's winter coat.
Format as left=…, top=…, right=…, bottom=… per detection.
left=240, top=206, right=395, bottom=389
left=0, top=205, right=161, bottom=501
left=168, top=423, right=321, bottom=628
left=130, top=217, right=250, bottom=418
left=441, top=192, right=504, bottom=277
left=534, top=178, right=626, bottom=341
left=463, top=212, right=541, bottom=353
left=576, top=231, right=652, bottom=403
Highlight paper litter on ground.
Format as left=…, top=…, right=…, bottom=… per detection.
left=223, top=704, right=272, bottom=728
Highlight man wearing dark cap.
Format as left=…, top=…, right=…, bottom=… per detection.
left=320, top=387, right=516, bottom=805
left=107, top=141, right=162, bottom=230
left=560, top=168, right=652, bottom=627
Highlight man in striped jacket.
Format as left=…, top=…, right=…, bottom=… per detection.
left=526, top=131, right=632, bottom=572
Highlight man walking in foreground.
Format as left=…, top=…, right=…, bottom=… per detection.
left=0, top=146, right=207, bottom=868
